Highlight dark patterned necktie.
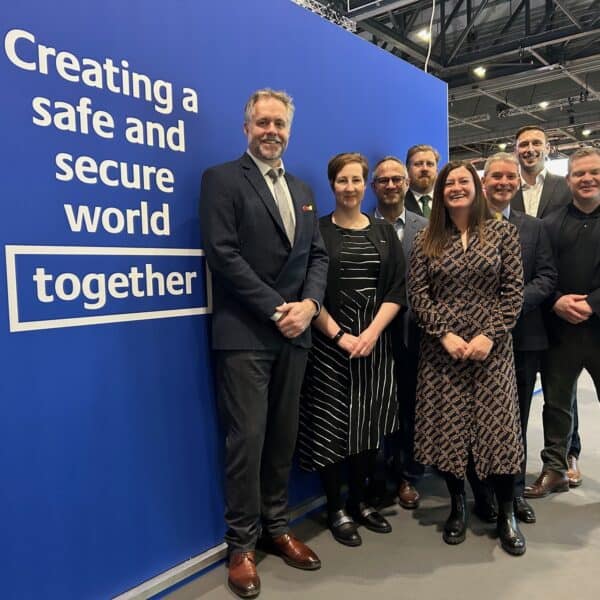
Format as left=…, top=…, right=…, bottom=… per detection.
left=420, top=195, right=432, bottom=218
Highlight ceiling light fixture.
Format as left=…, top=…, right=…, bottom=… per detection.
left=538, top=101, right=550, bottom=109
left=417, top=28, right=431, bottom=42
left=473, top=66, right=486, bottom=78
left=582, top=128, right=592, bottom=137
left=498, top=143, right=507, bottom=150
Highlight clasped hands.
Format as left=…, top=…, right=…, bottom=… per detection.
left=441, top=332, right=493, bottom=361
left=337, top=326, right=380, bottom=359
left=553, top=294, right=592, bottom=325
left=275, top=300, right=317, bottom=338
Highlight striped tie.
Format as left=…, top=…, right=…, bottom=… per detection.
left=267, top=169, right=295, bottom=244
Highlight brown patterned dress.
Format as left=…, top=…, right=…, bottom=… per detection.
left=408, top=219, right=524, bottom=480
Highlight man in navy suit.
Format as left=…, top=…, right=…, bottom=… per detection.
left=371, top=156, right=428, bottom=510
left=482, top=152, right=557, bottom=522
left=200, top=89, right=328, bottom=598
left=511, top=125, right=583, bottom=489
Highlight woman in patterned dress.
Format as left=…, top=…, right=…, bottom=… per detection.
left=298, top=153, right=406, bottom=546
left=408, top=160, right=526, bottom=555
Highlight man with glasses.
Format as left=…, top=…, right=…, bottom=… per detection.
left=371, top=156, right=427, bottom=510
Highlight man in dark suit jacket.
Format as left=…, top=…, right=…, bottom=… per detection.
left=524, top=147, right=600, bottom=499
left=199, top=89, right=328, bottom=598
left=404, top=144, right=440, bottom=218
left=511, top=125, right=583, bottom=487
left=481, top=153, right=557, bottom=523
left=371, top=156, right=428, bottom=510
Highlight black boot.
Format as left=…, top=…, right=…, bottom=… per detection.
left=443, top=493, right=467, bottom=545
left=497, top=501, right=526, bottom=556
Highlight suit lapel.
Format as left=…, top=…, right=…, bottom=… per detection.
left=537, top=174, right=556, bottom=217
left=511, top=188, right=526, bottom=213
left=285, top=174, right=307, bottom=247
left=240, top=154, right=289, bottom=243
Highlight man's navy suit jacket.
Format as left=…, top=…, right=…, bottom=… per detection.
left=199, top=153, right=328, bottom=350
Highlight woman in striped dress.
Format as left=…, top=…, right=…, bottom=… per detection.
left=298, top=153, right=406, bottom=546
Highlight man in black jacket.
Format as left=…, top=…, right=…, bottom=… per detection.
left=525, top=147, right=600, bottom=498
left=404, top=144, right=440, bottom=218
left=511, top=125, right=583, bottom=487
left=481, top=152, right=557, bottom=522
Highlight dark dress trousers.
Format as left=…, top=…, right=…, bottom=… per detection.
left=372, top=209, right=428, bottom=482
left=508, top=209, right=557, bottom=495
left=199, top=153, right=328, bottom=552
left=540, top=205, right=600, bottom=474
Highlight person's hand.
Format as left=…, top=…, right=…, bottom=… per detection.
left=349, top=326, right=380, bottom=358
left=463, top=334, right=494, bottom=361
left=275, top=300, right=317, bottom=338
left=553, top=294, right=591, bottom=324
left=440, top=332, right=468, bottom=360
left=337, top=333, right=359, bottom=356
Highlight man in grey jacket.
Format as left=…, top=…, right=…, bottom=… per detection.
left=371, top=156, right=427, bottom=509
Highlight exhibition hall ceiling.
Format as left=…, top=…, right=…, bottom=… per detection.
left=323, top=0, right=600, bottom=164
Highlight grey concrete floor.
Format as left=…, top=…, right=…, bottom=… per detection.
left=166, top=371, right=600, bottom=599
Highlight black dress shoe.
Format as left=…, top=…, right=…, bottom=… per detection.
left=472, top=500, right=498, bottom=523
left=328, top=509, right=362, bottom=546
left=514, top=496, right=536, bottom=524
left=443, top=493, right=467, bottom=545
left=497, top=502, right=526, bottom=556
left=349, top=502, right=392, bottom=534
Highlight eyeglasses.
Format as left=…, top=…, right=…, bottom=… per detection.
left=374, top=176, right=407, bottom=186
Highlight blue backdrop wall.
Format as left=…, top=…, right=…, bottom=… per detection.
left=0, top=1, right=447, bottom=598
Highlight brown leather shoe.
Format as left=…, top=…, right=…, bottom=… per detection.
left=397, top=480, right=420, bottom=509
left=228, top=551, right=260, bottom=598
left=270, top=533, right=321, bottom=570
left=567, top=455, right=583, bottom=487
left=524, top=470, right=569, bottom=499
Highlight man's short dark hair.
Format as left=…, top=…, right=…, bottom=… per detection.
left=515, top=125, right=546, bottom=142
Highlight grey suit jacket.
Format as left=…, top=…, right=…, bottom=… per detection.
left=372, top=208, right=428, bottom=353
left=511, top=171, right=571, bottom=218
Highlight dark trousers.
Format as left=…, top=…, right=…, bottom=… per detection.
left=541, top=323, right=600, bottom=474
left=216, top=345, right=308, bottom=552
left=569, top=395, right=582, bottom=457
left=392, top=347, right=425, bottom=483
left=514, top=350, right=539, bottom=495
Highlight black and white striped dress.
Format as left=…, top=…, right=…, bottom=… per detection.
left=298, top=225, right=398, bottom=470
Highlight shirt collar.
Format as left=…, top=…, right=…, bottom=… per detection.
left=521, top=167, right=546, bottom=188
left=375, top=206, right=406, bottom=225
left=502, top=205, right=511, bottom=219
left=247, top=150, right=286, bottom=177
left=410, top=189, right=433, bottom=201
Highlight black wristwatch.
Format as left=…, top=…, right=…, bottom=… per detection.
left=332, top=329, right=345, bottom=344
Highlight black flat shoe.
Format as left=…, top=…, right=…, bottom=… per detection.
left=349, top=502, right=392, bottom=534
left=328, top=509, right=362, bottom=546
left=443, top=493, right=467, bottom=545
left=497, top=503, right=526, bottom=556
left=514, top=496, right=536, bottom=524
